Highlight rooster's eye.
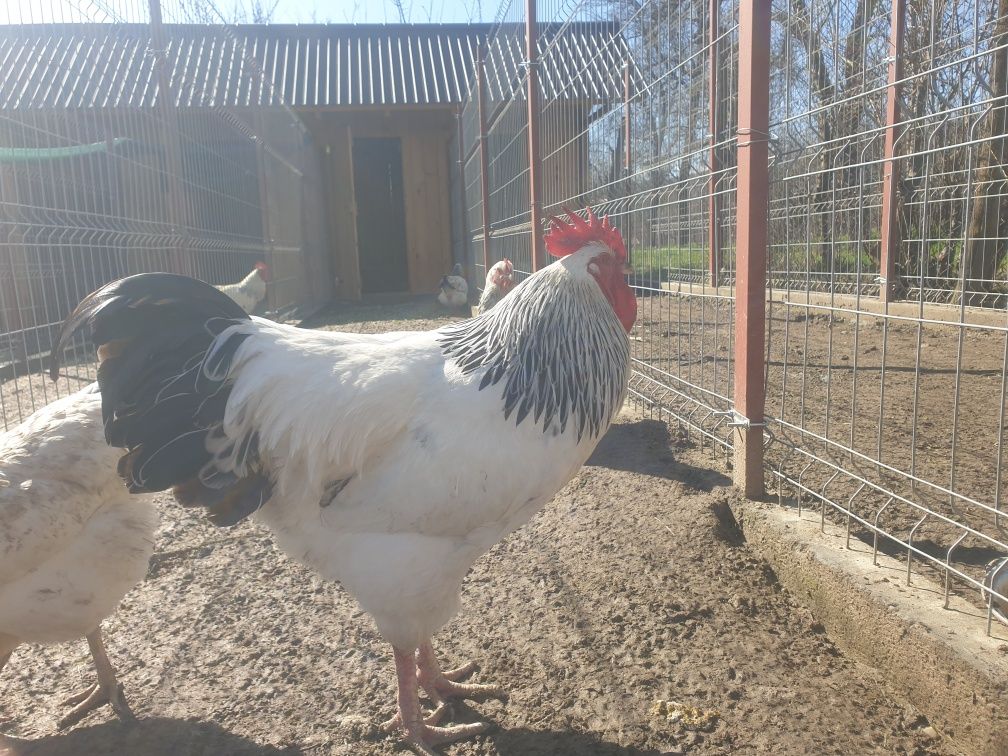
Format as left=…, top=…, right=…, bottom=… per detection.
left=587, top=263, right=600, bottom=276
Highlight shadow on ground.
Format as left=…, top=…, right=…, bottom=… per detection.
left=5, top=718, right=296, bottom=756
left=589, top=418, right=731, bottom=491
left=489, top=728, right=666, bottom=756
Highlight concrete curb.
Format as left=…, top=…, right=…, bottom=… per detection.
left=729, top=496, right=1008, bottom=756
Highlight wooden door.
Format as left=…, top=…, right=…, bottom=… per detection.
left=352, top=138, right=409, bottom=294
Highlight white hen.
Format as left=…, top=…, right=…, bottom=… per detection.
left=476, top=258, right=515, bottom=314
left=0, top=385, right=156, bottom=734
left=436, top=263, right=468, bottom=309
left=216, top=262, right=269, bottom=315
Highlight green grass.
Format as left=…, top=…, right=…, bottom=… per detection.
left=632, top=246, right=712, bottom=278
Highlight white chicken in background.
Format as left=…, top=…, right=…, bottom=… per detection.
left=215, top=261, right=269, bottom=314
left=0, top=385, right=156, bottom=734
left=51, top=208, right=637, bottom=754
left=436, top=263, right=468, bottom=309
left=476, top=258, right=515, bottom=314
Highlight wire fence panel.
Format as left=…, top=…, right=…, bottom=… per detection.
left=460, top=0, right=1008, bottom=632
left=486, top=16, right=535, bottom=281
left=764, top=0, right=1008, bottom=634
left=0, top=1, right=328, bottom=428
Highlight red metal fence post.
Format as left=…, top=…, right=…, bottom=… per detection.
left=708, top=0, right=721, bottom=287
left=477, top=54, right=492, bottom=275
left=624, top=62, right=632, bottom=172
left=148, top=0, right=192, bottom=277
left=526, top=0, right=546, bottom=271
left=623, top=62, right=633, bottom=258
left=733, top=0, right=771, bottom=498
left=879, top=0, right=906, bottom=303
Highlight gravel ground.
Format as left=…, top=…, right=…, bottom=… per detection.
left=1, top=298, right=957, bottom=756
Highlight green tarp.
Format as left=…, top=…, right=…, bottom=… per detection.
left=0, top=137, right=131, bottom=163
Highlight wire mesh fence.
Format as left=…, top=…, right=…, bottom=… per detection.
left=458, top=0, right=1008, bottom=634
left=0, top=0, right=328, bottom=429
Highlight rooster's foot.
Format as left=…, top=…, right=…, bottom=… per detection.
left=380, top=702, right=449, bottom=733
left=403, top=721, right=489, bottom=756
left=392, top=645, right=492, bottom=755
left=417, top=643, right=508, bottom=704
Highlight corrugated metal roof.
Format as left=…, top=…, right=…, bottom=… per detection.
left=0, top=22, right=631, bottom=109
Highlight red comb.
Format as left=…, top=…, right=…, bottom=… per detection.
left=544, top=207, right=627, bottom=261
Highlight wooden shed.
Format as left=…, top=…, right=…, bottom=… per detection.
left=268, top=23, right=631, bottom=299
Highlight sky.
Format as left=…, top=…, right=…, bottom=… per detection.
left=268, top=0, right=490, bottom=24
left=3, top=0, right=493, bottom=24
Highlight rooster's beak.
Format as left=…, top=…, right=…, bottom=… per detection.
left=622, top=263, right=634, bottom=276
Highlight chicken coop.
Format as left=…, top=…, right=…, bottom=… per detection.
left=0, top=21, right=629, bottom=340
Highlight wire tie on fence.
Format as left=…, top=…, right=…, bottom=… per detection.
left=736, top=127, right=774, bottom=148
left=713, top=409, right=765, bottom=429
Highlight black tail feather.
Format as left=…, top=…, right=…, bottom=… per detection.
left=50, top=273, right=270, bottom=527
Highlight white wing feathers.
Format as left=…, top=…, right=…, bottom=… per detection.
left=213, top=319, right=436, bottom=501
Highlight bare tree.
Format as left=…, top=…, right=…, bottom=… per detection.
left=230, top=0, right=281, bottom=23
left=959, top=0, right=1008, bottom=301
left=176, top=0, right=279, bottom=23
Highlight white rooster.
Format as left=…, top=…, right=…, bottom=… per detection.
left=436, top=263, right=468, bottom=309
left=50, top=208, right=636, bottom=754
left=216, top=261, right=269, bottom=314
left=0, top=385, right=156, bottom=736
left=476, top=258, right=515, bottom=314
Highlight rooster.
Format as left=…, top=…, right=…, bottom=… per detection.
left=436, top=263, right=468, bottom=309
left=50, top=208, right=636, bottom=754
left=216, top=261, right=269, bottom=314
left=476, top=258, right=515, bottom=314
left=0, top=385, right=156, bottom=735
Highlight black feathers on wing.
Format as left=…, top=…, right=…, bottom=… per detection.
left=49, top=273, right=273, bottom=527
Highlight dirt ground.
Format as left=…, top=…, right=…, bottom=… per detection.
left=0, top=299, right=958, bottom=756
left=631, top=291, right=1008, bottom=604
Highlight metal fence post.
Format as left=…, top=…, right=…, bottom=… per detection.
left=526, top=0, right=546, bottom=271
left=624, top=63, right=632, bottom=174
left=456, top=107, right=472, bottom=276
left=879, top=0, right=906, bottom=303
left=148, top=0, right=192, bottom=277
left=733, top=0, right=771, bottom=498
left=477, top=54, right=492, bottom=275
left=623, top=62, right=633, bottom=260
left=708, top=0, right=721, bottom=287
left=253, top=112, right=275, bottom=308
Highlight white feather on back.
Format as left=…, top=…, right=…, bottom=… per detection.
left=0, top=388, right=157, bottom=643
